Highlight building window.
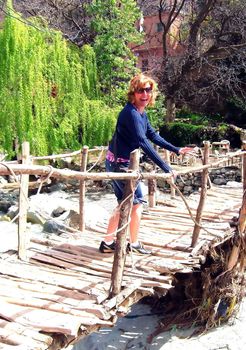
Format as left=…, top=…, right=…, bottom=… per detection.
left=156, top=22, right=163, bottom=32
left=142, top=59, right=149, bottom=72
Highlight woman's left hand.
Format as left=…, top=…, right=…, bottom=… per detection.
left=179, top=147, right=194, bottom=155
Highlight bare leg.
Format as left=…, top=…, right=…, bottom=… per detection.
left=104, top=206, right=120, bottom=243
left=129, top=203, right=143, bottom=244
left=105, top=203, right=143, bottom=242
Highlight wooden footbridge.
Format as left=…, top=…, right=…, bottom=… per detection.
left=0, top=142, right=245, bottom=350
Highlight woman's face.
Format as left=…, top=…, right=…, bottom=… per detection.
left=133, top=83, right=152, bottom=112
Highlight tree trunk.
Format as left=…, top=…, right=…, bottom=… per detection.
left=165, top=98, right=176, bottom=123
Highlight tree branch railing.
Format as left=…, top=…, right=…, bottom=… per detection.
left=0, top=143, right=245, bottom=296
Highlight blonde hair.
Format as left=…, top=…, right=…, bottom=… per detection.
left=127, top=73, right=158, bottom=107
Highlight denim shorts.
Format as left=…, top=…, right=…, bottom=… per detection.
left=106, top=159, right=145, bottom=205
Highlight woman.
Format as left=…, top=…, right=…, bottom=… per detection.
left=99, top=74, right=191, bottom=254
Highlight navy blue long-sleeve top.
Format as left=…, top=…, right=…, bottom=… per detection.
left=109, top=102, right=180, bottom=173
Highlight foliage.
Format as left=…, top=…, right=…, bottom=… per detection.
left=87, top=0, right=143, bottom=105
left=0, top=1, right=118, bottom=158
left=156, top=0, right=246, bottom=124
left=81, top=100, right=119, bottom=147
left=160, top=123, right=203, bottom=147
left=224, top=99, right=246, bottom=127
left=12, top=0, right=93, bottom=47
left=176, top=109, right=224, bottom=126
left=160, top=122, right=242, bottom=148
left=146, top=94, right=166, bottom=130
left=160, top=122, right=241, bottom=148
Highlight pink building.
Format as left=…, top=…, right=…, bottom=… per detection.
left=133, top=1, right=188, bottom=73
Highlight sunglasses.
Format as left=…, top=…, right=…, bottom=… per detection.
left=136, top=87, right=152, bottom=94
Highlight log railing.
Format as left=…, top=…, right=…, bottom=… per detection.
left=0, top=142, right=245, bottom=296
left=191, top=141, right=210, bottom=247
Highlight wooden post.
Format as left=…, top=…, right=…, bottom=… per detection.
left=242, top=141, right=246, bottom=192
left=18, top=142, right=30, bottom=261
left=148, top=178, right=156, bottom=208
left=79, top=146, right=89, bottom=232
left=227, top=185, right=246, bottom=270
left=227, top=143, right=246, bottom=270
left=148, top=145, right=158, bottom=208
left=110, top=149, right=140, bottom=297
left=164, top=149, right=175, bottom=198
left=240, top=141, right=246, bottom=236
left=191, top=141, right=210, bottom=247
left=239, top=190, right=246, bottom=235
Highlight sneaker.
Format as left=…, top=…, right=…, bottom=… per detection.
left=129, top=242, right=152, bottom=255
left=99, top=241, right=116, bottom=253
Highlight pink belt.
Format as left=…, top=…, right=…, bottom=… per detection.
left=106, top=150, right=129, bottom=163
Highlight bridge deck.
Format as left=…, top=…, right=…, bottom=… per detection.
left=0, top=184, right=242, bottom=350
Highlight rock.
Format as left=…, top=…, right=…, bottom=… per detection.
left=183, top=186, right=193, bottom=193
left=184, top=180, right=192, bottom=186
left=0, top=215, right=11, bottom=222
left=28, top=192, right=78, bottom=217
left=68, top=211, right=80, bottom=229
left=0, top=200, right=12, bottom=213
left=52, top=206, right=67, bottom=217
left=7, top=205, right=19, bottom=220
left=48, top=182, right=67, bottom=193
left=27, top=210, right=45, bottom=225
left=213, top=177, right=227, bottom=185
left=43, top=219, right=65, bottom=234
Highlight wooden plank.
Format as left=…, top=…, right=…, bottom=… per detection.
left=0, top=327, right=48, bottom=349
left=0, top=260, right=109, bottom=296
left=0, top=319, right=52, bottom=345
left=0, top=300, right=112, bottom=335
left=0, top=300, right=82, bottom=336
left=29, top=246, right=174, bottom=285
left=0, top=275, right=97, bottom=302
left=0, top=289, right=111, bottom=320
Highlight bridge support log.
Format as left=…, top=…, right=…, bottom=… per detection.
left=79, top=146, right=89, bottom=232
left=148, top=144, right=158, bottom=207
left=18, top=142, right=31, bottom=261
left=164, top=149, right=175, bottom=198
left=242, top=141, right=246, bottom=192
left=110, top=150, right=140, bottom=297
left=191, top=141, right=210, bottom=247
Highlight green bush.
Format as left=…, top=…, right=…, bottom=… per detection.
left=160, top=122, right=203, bottom=146
left=160, top=122, right=241, bottom=148
left=176, top=109, right=224, bottom=126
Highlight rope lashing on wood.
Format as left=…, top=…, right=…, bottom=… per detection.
left=86, top=147, right=105, bottom=172
left=37, top=165, right=55, bottom=195
left=0, top=161, right=20, bottom=183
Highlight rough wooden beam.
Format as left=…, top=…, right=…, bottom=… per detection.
left=18, top=142, right=30, bottom=261
left=191, top=141, right=210, bottom=247
left=110, top=149, right=140, bottom=297
left=79, top=146, right=88, bottom=232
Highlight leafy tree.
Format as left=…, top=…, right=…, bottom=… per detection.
left=87, top=0, right=143, bottom=104
left=155, top=0, right=246, bottom=123
left=11, top=0, right=93, bottom=46
left=0, top=0, right=118, bottom=157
